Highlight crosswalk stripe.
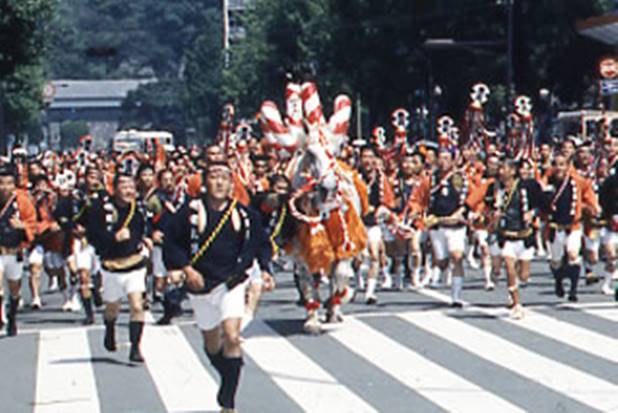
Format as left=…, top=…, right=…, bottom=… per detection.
left=34, top=329, right=101, bottom=413
left=577, top=308, right=618, bottom=323
left=561, top=302, right=618, bottom=323
left=141, top=313, right=220, bottom=412
left=418, top=288, right=618, bottom=361
left=328, top=316, right=525, bottom=413
left=243, top=320, right=378, bottom=413
left=399, top=311, right=618, bottom=412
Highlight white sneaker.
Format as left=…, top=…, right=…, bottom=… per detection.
left=510, top=304, right=525, bottom=320
left=31, top=297, right=42, bottom=309
left=381, top=273, right=393, bottom=290
left=62, top=299, right=73, bottom=312
left=70, top=294, right=82, bottom=312
left=48, top=277, right=59, bottom=292
left=484, top=281, right=496, bottom=291
left=467, top=255, right=480, bottom=270
left=602, top=282, right=613, bottom=296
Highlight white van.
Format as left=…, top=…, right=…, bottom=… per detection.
left=111, top=130, right=175, bottom=153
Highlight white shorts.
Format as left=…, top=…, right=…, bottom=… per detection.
left=151, top=246, right=166, bottom=278
left=0, top=254, right=24, bottom=281
left=101, top=267, right=147, bottom=303
left=475, top=230, right=489, bottom=248
left=367, top=225, right=383, bottom=244
left=550, top=229, right=582, bottom=264
left=71, top=239, right=98, bottom=272
left=189, top=282, right=246, bottom=331
left=502, top=240, right=535, bottom=261
left=28, top=246, right=44, bottom=266
left=429, top=226, right=466, bottom=261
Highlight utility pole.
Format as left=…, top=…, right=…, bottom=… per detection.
left=356, top=94, right=362, bottom=140
left=223, top=0, right=230, bottom=68
left=0, top=93, right=5, bottom=156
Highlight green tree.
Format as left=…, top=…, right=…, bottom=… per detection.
left=0, top=0, right=55, bottom=150
left=1, top=64, right=46, bottom=135
left=224, top=0, right=615, bottom=130
left=46, top=0, right=218, bottom=79
left=120, top=79, right=188, bottom=144
left=184, top=7, right=225, bottom=141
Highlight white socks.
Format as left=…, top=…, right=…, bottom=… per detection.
left=451, top=276, right=463, bottom=303
left=366, top=278, right=377, bottom=299
left=602, top=270, right=614, bottom=295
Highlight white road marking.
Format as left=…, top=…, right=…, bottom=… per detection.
left=399, top=310, right=618, bottom=412
left=34, top=329, right=100, bottom=413
left=330, top=316, right=525, bottom=413
left=141, top=313, right=220, bottom=412
left=244, top=320, right=378, bottom=413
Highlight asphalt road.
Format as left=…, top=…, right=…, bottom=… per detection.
left=1, top=259, right=617, bottom=413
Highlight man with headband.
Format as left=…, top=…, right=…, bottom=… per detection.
left=89, top=171, right=150, bottom=362
left=409, top=147, right=469, bottom=307
left=164, top=160, right=273, bottom=413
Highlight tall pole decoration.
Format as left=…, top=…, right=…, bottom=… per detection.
left=508, top=95, right=534, bottom=160
left=462, top=83, right=493, bottom=152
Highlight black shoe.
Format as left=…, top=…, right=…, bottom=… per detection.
left=554, top=279, right=565, bottom=298
left=451, top=301, right=464, bottom=308
left=568, top=293, right=578, bottom=302
left=129, top=346, right=144, bottom=363
left=366, top=296, right=378, bottom=305
left=156, top=314, right=172, bottom=326
left=6, top=319, right=16, bottom=336
left=83, top=315, right=95, bottom=326
left=104, top=321, right=117, bottom=352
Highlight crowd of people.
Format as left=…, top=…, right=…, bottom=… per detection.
left=1, top=82, right=618, bottom=413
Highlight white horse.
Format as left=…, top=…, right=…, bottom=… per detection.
left=260, top=82, right=367, bottom=333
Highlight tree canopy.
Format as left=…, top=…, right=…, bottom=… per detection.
left=30, top=0, right=618, bottom=144
left=225, top=0, right=615, bottom=131
left=0, top=0, right=55, bottom=144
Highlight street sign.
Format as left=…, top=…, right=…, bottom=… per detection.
left=601, top=79, right=618, bottom=96
left=42, top=82, right=56, bottom=104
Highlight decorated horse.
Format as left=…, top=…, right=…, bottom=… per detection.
left=260, top=81, right=368, bottom=334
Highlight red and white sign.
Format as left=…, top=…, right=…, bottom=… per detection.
left=42, top=82, right=56, bottom=104
left=599, top=57, right=618, bottom=79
